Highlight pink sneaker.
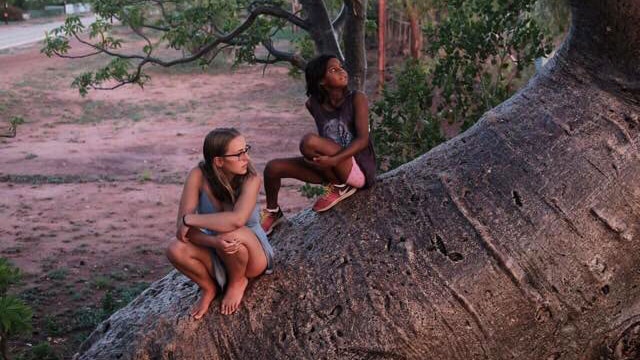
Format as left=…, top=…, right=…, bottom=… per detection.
left=312, top=184, right=357, bottom=212
left=260, top=208, right=284, bottom=235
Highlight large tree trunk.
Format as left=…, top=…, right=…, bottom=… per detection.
left=75, top=1, right=640, bottom=359
left=342, top=0, right=368, bottom=91
left=299, top=0, right=344, bottom=61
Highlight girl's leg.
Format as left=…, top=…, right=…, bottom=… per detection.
left=166, top=240, right=217, bottom=319
left=299, top=133, right=353, bottom=183
left=264, top=156, right=326, bottom=209
left=216, top=227, right=268, bottom=315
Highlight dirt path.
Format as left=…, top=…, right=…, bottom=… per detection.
left=0, top=39, right=315, bottom=358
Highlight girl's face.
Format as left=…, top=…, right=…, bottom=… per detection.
left=214, top=135, right=251, bottom=178
left=321, top=57, right=348, bottom=89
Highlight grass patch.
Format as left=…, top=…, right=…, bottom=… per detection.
left=0, top=174, right=117, bottom=185
left=70, top=282, right=149, bottom=331
left=45, top=316, right=65, bottom=337
left=138, top=169, right=152, bottom=182
left=18, top=341, right=60, bottom=360
left=91, top=276, right=113, bottom=290
left=109, top=271, right=128, bottom=281
left=46, top=268, right=68, bottom=281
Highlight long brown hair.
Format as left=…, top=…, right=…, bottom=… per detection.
left=198, top=128, right=256, bottom=204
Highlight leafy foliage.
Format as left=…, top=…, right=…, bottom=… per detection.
left=41, top=0, right=319, bottom=95
left=372, top=0, right=554, bottom=171
left=299, top=183, right=324, bottom=199
left=0, top=259, right=21, bottom=297
left=425, top=0, right=552, bottom=129
left=371, top=60, right=444, bottom=171
left=0, top=259, right=32, bottom=360
left=0, top=296, right=32, bottom=337
left=18, top=342, right=59, bottom=360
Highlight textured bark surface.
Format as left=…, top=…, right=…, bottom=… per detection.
left=300, top=0, right=344, bottom=61
left=342, top=0, right=368, bottom=91
left=76, top=1, right=640, bottom=359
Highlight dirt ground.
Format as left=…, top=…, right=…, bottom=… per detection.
left=0, top=35, right=320, bottom=358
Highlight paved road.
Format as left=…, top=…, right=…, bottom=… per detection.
left=0, top=15, right=96, bottom=51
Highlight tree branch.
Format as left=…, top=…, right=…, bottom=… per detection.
left=248, top=2, right=310, bottom=31
left=53, top=2, right=315, bottom=92
left=139, top=23, right=170, bottom=32
left=90, top=59, right=147, bottom=91
left=332, top=3, right=347, bottom=31
left=261, top=39, right=307, bottom=68
left=52, top=49, right=103, bottom=59
left=79, top=5, right=310, bottom=67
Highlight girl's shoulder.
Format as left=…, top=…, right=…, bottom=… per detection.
left=187, top=166, right=204, bottom=182
left=352, top=90, right=368, bottom=101
left=243, top=173, right=262, bottom=188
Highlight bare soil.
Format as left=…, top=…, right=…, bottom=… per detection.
left=0, top=37, right=317, bottom=358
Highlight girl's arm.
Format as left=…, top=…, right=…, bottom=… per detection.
left=184, top=175, right=261, bottom=233
left=176, top=167, right=203, bottom=242
left=317, top=91, right=370, bottom=166
left=187, top=228, right=241, bottom=255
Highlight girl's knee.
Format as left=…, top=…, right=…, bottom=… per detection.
left=299, top=133, right=318, bottom=156
left=166, top=240, right=188, bottom=262
left=264, top=160, right=280, bottom=178
left=164, top=241, right=183, bottom=262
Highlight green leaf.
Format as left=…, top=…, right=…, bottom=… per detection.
left=0, top=295, right=32, bottom=336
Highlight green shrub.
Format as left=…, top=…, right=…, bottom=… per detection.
left=371, top=60, right=445, bottom=172
left=299, top=183, right=324, bottom=199
left=20, top=341, right=59, bottom=360
left=424, top=0, right=552, bottom=130
left=0, top=259, right=21, bottom=296
left=0, top=258, right=32, bottom=360
left=371, top=0, right=553, bottom=172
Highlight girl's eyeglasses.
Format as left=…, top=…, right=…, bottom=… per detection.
left=220, top=145, right=251, bottom=160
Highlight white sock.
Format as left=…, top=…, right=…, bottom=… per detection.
left=266, top=206, right=280, bottom=213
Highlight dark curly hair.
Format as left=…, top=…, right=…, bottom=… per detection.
left=305, top=54, right=340, bottom=104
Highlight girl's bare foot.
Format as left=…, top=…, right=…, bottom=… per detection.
left=221, top=277, right=249, bottom=315
left=191, top=287, right=216, bottom=320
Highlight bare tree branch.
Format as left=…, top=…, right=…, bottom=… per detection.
left=129, top=25, right=154, bottom=56
left=248, top=1, right=310, bottom=31
left=139, top=23, right=170, bottom=32
left=52, top=49, right=103, bottom=59
left=332, top=3, right=347, bottom=31
left=261, top=39, right=306, bottom=68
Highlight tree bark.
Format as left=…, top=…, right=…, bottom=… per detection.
left=342, top=0, right=368, bottom=91
left=75, top=1, right=640, bottom=359
left=299, top=0, right=344, bottom=61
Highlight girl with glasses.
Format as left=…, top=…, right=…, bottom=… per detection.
left=261, top=54, right=377, bottom=235
left=166, top=128, right=274, bottom=318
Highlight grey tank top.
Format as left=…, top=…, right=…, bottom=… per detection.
left=308, top=90, right=376, bottom=188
